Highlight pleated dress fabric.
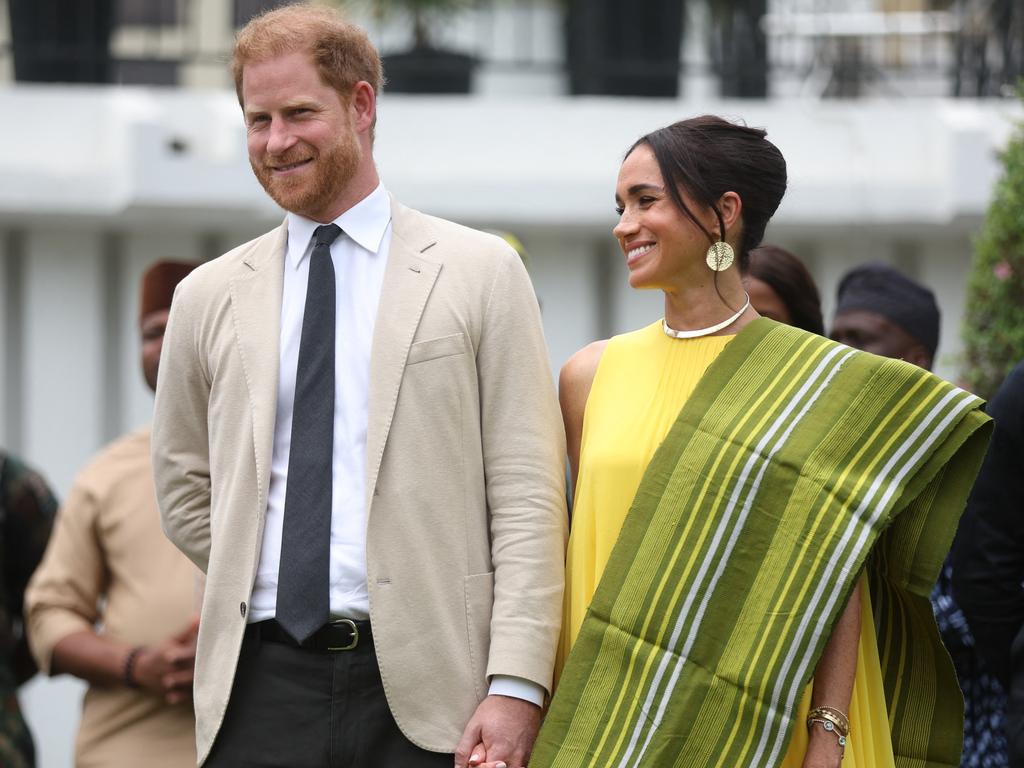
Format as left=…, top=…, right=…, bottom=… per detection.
left=557, top=320, right=897, bottom=767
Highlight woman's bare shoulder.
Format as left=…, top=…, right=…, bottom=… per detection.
left=560, top=340, right=609, bottom=408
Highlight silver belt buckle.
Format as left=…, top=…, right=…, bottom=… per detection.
left=327, top=618, right=359, bottom=651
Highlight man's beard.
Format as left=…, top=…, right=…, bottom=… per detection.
left=251, top=130, right=361, bottom=221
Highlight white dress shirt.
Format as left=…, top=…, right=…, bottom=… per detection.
left=250, top=183, right=391, bottom=622
left=249, top=184, right=543, bottom=707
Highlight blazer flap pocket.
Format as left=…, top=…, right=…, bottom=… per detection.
left=407, top=332, right=467, bottom=365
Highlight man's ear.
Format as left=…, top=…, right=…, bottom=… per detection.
left=350, top=81, right=376, bottom=134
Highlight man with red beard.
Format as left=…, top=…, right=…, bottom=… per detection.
left=151, top=6, right=566, bottom=768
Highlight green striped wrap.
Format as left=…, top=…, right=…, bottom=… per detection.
left=532, top=319, right=991, bottom=768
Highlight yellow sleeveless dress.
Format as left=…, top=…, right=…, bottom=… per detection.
left=558, top=320, right=896, bottom=767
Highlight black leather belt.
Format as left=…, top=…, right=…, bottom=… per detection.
left=248, top=619, right=371, bottom=652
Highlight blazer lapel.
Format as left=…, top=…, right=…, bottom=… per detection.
left=228, top=223, right=286, bottom=524
left=365, top=202, right=440, bottom=511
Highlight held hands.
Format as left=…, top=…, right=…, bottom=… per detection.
left=129, top=615, right=200, bottom=705
left=454, top=694, right=542, bottom=768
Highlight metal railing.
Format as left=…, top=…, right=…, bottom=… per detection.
left=0, top=0, right=1020, bottom=97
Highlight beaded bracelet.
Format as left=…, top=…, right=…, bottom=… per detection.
left=123, top=646, right=144, bottom=689
left=807, top=717, right=847, bottom=757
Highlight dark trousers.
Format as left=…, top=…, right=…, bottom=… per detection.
left=205, top=623, right=453, bottom=768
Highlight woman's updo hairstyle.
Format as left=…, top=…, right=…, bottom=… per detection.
left=629, top=115, right=787, bottom=271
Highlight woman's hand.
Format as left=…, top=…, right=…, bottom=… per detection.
left=800, top=724, right=845, bottom=768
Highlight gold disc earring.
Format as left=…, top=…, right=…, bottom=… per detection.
left=705, top=241, right=735, bottom=272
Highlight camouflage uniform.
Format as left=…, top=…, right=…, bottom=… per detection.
left=0, top=452, right=57, bottom=768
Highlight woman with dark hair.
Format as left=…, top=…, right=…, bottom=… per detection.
left=527, top=117, right=991, bottom=768
left=745, top=245, right=824, bottom=335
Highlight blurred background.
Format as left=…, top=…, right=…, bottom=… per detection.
left=1, top=0, right=1022, bottom=763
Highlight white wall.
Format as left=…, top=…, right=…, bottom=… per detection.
left=22, top=232, right=106, bottom=491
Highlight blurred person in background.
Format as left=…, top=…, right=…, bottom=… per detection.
left=830, top=263, right=938, bottom=370
left=954, top=359, right=1024, bottom=765
left=744, top=244, right=824, bottom=335
left=0, top=452, right=57, bottom=768
left=25, top=260, right=201, bottom=768
left=831, top=262, right=1007, bottom=768
left=532, top=116, right=990, bottom=768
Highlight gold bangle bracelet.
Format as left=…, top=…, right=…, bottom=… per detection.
left=806, top=706, right=850, bottom=736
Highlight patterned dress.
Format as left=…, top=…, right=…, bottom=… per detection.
left=932, top=562, right=1009, bottom=767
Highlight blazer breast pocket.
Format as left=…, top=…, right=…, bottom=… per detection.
left=406, top=332, right=467, bottom=365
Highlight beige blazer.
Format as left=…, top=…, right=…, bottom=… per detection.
left=152, top=198, right=567, bottom=764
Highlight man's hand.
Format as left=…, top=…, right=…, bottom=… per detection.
left=131, top=616, right=200, bottom=704
left=454, top=694, right=542, bottom=768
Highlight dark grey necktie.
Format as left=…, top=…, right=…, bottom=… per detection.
left=276, top=223, right=342, bottom=643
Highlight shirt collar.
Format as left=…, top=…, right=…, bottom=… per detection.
left=285, top=183, right=391, bottom=270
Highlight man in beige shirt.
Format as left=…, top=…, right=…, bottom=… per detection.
left=26, top=261, right=200, bottom=767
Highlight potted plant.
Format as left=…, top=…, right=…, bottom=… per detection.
left=564, top=0, right=684, bottom=97
left=8, top=0, right=113, bottom=83
left=708, top=0, right=768, bottom=98
left=369, top=0, right=478, bottom=94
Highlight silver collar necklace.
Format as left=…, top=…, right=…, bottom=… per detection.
left=662, top=293, right=751, bottom=339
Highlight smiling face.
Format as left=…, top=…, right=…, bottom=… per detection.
left=612, top=144, right=720, bottom=291
left=243, top=51, right=364, bottom=222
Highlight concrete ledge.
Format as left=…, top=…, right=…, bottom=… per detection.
left=1, top=86, right=1019, bottom=228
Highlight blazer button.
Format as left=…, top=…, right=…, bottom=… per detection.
left=240, top=601, right=247, bottom=619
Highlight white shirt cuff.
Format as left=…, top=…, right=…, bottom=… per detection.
left=488, top=675, right=546, bottom=708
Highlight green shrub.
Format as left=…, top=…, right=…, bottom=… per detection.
left=963, top=101, right=1024, bottom=399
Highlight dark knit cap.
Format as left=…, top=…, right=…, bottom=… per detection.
left=835, top=263, right=940, bottom=358
left=140, top=260, right=199, bottom=324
